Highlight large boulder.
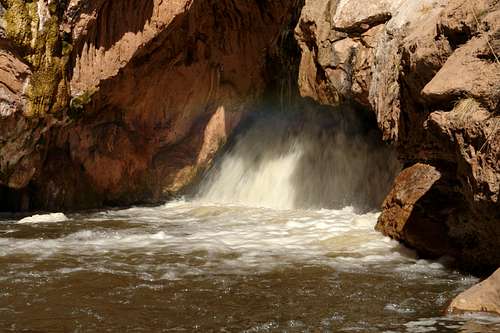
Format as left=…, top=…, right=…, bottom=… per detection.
left=448, top=268, right=500, bottom=315
left=375, top=163, right=458, bottom=258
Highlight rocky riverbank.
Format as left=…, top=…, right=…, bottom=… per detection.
left=294, top=0, right=499, bottom=271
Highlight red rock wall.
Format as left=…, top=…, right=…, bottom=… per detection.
left=0, top=0, right=300, bottom=210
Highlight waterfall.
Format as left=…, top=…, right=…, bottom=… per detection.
left=196, top=107, right=400, bottom=210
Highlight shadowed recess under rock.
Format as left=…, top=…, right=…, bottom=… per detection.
left=196, top=104, right=401, bottom=211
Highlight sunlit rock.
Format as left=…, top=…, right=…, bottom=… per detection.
left=449, top=268, right=500, bottom=315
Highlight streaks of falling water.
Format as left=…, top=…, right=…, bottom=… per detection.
left=196, top=109, right=400, bottom=211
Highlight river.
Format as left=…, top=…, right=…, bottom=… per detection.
left=1, top=111, right=499, bottom=332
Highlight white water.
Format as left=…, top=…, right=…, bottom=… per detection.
left=3, top=199, right=496, bottom=332
left=197, top=111, right=400, bottom=210
left=2, top=110, right=411, bottom=277
left=2, top=110, right=499, bottom=332
left=1, top=201, right=461, bottom=278
left=17, top=212, right=68, bottom=224
left=1, top=110, right=422, bottom=278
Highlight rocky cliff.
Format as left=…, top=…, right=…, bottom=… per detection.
left=0, top=0, right=301, bottom=210
left=0, top=0, right=499, bottom=270
left=295, top=0, right=499, bottom=271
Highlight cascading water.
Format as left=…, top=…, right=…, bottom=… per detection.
left=1, top=107, right=498, bottom=332
left=197, top=108, right=400, bottom=210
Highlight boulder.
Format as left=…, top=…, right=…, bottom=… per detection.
left=448, top=269, right=500, bottom=315
left=375, top=163, right=458, bottom=258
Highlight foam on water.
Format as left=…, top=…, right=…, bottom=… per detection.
left=17, top=212, right=69, bottom=224
left=0, top=110, right=496, bottom=332
left=0, top=201, right=470, bottom=282
left=2, top=203, right=379, bottom=260
left=0, top=111, right=403, bottom=277
left=404, top=314, right=500, bottom=333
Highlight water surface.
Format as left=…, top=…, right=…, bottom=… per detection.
left=2, top=111, right=498, bottom=332
left=1, top=202, right=498, bottom=332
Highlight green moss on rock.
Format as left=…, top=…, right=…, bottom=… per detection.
left=2, top=0, right=37, bottom=51
left=61, top=40, right=73, bottom=56
left=2, top=0, right=71, bottom=117
left=69, top=88, right=95, bottom=114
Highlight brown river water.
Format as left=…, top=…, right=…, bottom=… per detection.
left=1, top=112, right=499, bottom=332
left=1, top=203, right=499, bottom=332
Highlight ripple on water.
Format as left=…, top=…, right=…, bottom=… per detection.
left=0, top=201, right=495, bottom=332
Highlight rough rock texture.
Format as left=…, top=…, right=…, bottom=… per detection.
left=0, top=0, right=70, bottom=202
left=448, top=268, right=500, bottom=314
left=375, top=163, right=460, bottom=258
left=0, top=0, right=301, bottom=210
left=295, top=0, right=500, bottom=270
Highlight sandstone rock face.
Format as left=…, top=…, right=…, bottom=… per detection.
left=0, top=0, right=299, bottom=210
left=448, top=268, right=500, bottom=315
left=375, top=163, right=459, bottom=258
left=295, top=0, right=500, bottom=270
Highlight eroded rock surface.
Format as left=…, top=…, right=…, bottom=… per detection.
left=375, top=163, right=459, bottom=258
left=295, top=0, right=500, bottom=270
left=0, top=0, right=300, bottom=210
left=448, top=268, right=500, bottom=315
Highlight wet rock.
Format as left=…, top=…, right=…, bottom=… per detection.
left=448, top=268, right=500, bottom=315
left=0, top=0, right=498, bottom=272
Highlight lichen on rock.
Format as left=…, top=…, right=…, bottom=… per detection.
left=1, top=0, right=302, bottom=211
left=2, top=0, right=37, bottom=49
left=68, top=87, right=94, bottom=115
left=0, top=0, right=498, bottom=275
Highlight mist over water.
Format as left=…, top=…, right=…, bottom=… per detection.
left=197, top=108, right=400, bottom=210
